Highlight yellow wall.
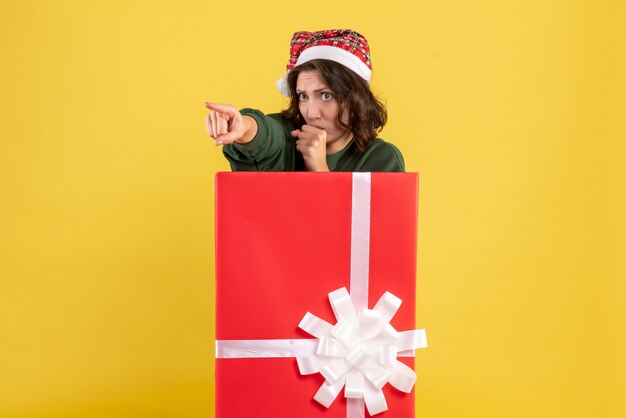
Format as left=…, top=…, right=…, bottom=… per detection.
left=1, top=1, right=624, bottom=417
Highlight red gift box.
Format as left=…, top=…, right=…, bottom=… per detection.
left=215, top=172, right=424, bottom=418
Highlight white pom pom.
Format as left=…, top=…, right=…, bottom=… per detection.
left=275, top=76, right=290, bottom=97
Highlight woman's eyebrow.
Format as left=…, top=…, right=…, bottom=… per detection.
left=295, top=87, right=331, bottom=93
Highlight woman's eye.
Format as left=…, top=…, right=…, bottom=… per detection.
left=298, top=93, right=308, bottom=101
left=321, top=92, right=333, bottom=101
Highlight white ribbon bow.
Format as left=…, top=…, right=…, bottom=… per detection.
left=297, top=287, right=428, bottom=416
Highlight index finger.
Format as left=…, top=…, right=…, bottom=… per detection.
left=204, top=102, right=238, bottom=117
left=301, top=124, right=325, bottom=132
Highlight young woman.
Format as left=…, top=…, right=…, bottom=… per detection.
left=205, top=29, right=404, bottom=172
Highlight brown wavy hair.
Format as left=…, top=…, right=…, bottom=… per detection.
left=281, top=59, right=387, bottom=152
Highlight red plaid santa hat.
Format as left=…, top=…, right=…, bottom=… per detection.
left=276, top=29, right=373, bottom=96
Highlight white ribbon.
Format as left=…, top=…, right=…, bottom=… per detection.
left=216, top=339, right=318, bottom=358
left=350, top=172, right=371, bottom=313
left=215, top=173, right=428, bottom=417
left=215, top=338, right=418, bottom=359
left=297, top=287, right=427, bottom=416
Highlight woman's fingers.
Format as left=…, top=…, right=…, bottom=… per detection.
left=205, top=113, right=214, bottom=137
left=210, top=111, right=217, bottom=138
left=206, top=112, right=230, bottom=143
left=213, top=114, right=230, bottom=145
left=217, top=112, right=229, bottom=136
left=205, top=102, right=238, bottom=117
left=300, top=124, right=325, bottom=133
left=204, top=102, right=245, bottom=145
left=295, top=140, right=306, bottom=152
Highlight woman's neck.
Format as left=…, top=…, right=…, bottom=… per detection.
left=326, top=132, right=353, bottom=154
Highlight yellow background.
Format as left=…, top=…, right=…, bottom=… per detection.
left=1, top=0, right=624, bottom=417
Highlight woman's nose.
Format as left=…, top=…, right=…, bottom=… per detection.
left=305, top=101, right=321, bottom=120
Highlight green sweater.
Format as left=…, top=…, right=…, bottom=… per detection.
left=222, top=109, right=405, bottom=172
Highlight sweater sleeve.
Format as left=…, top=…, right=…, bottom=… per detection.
left=222, top=109, right=297, bottom=171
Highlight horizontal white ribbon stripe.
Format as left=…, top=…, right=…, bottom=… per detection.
left=215, top=337, right=423, bottom=359
left=216, top=339, right=318, bottom=358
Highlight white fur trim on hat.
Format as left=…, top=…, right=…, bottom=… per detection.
left=295, top=45, right=372, bottom=82
left=275, top=45, right=373, bottom=96
left=275, top=76, right=290, bottom=96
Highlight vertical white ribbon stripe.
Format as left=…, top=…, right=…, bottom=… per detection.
left=349, top=172, right=371, bottom=314
left=347, top=173, right=372, bottom=418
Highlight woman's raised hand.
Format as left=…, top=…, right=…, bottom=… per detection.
left=205, top=102, right=251, bottom=146
left=290, top=125, right=330, bottom=172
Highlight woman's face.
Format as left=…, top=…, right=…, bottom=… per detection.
left=296, top=70, right=351, bottom=152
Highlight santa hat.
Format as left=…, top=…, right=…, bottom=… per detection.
left=276, top=29, right=373, bottom=96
